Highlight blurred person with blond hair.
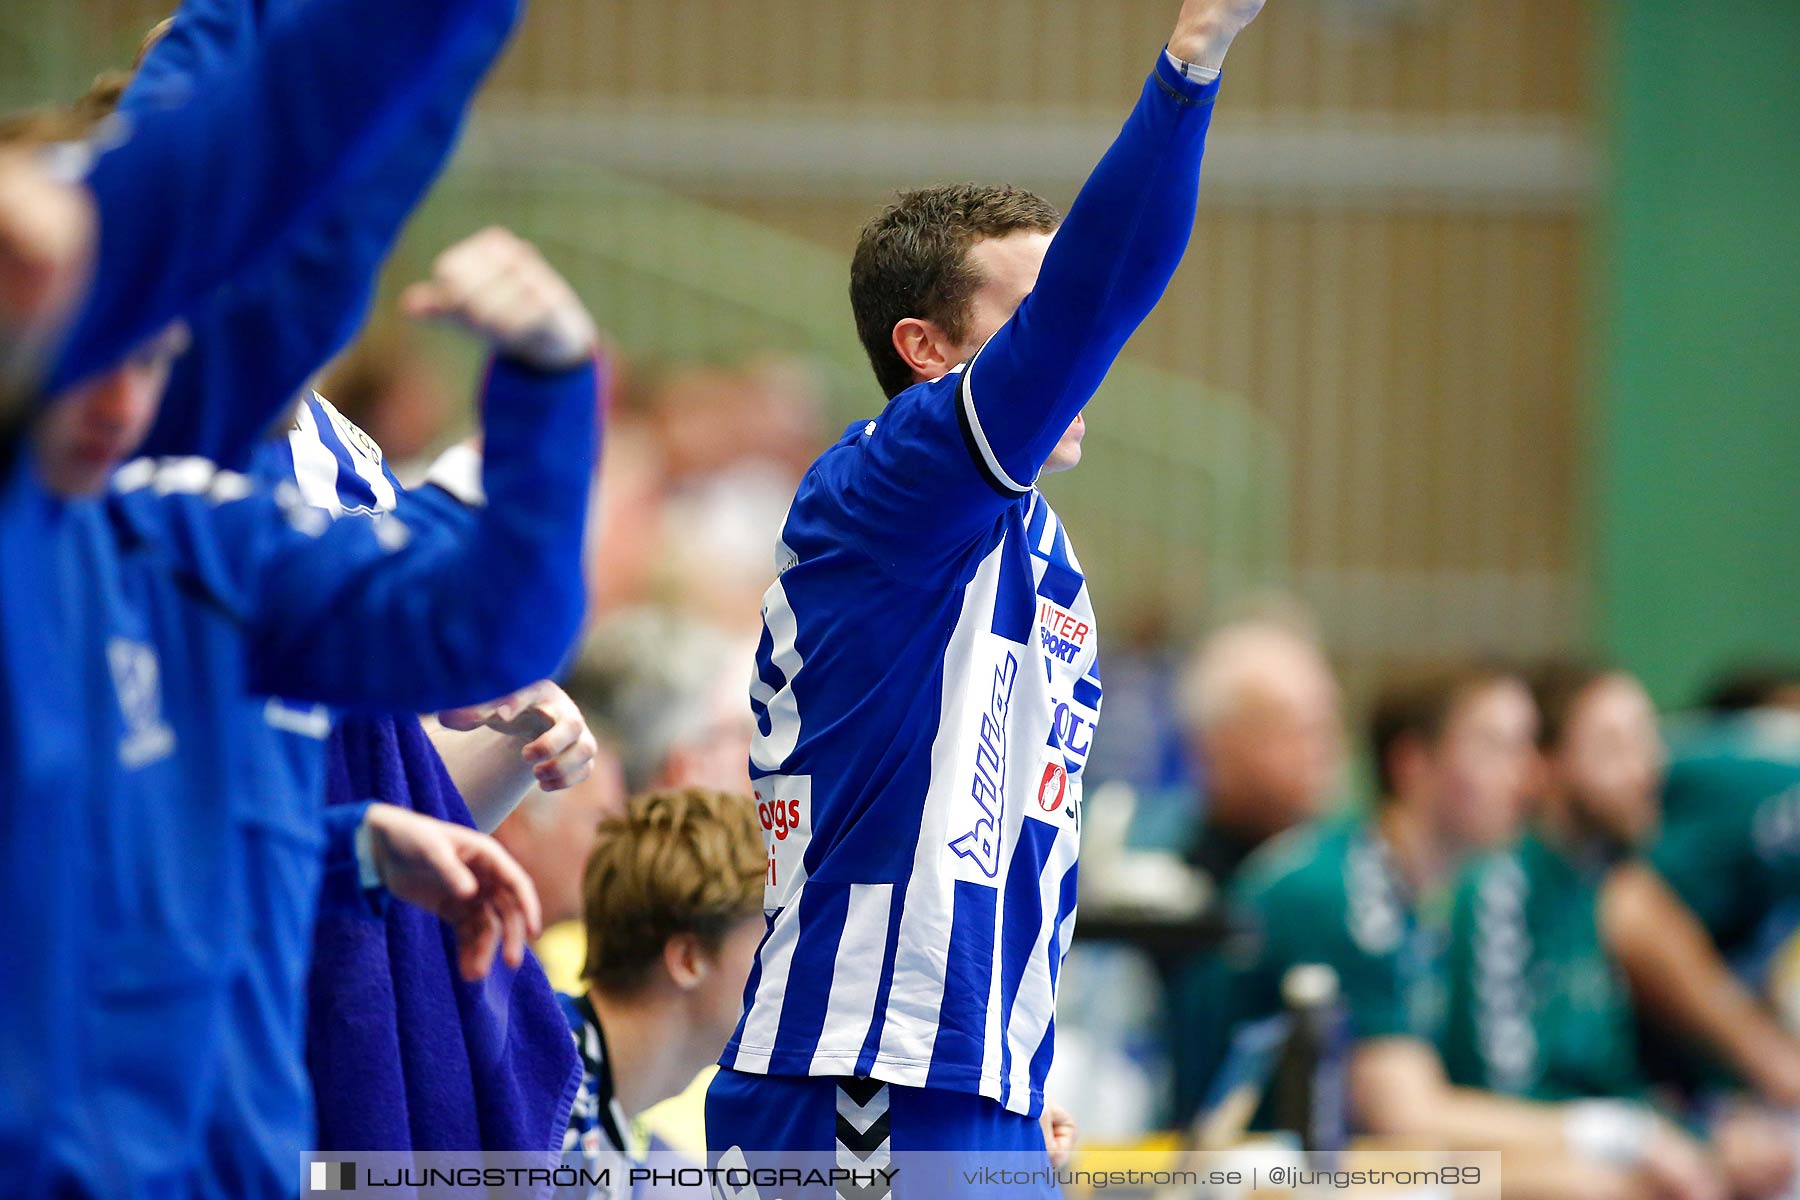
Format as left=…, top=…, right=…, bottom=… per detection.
left=557, top=788, right=767, bottom=1198
left=1168, top=612, right=1345, bottom=1121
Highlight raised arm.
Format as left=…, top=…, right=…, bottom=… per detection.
left=42, top=0, right=522, bottom=397
left=961, top=0, right=1264, bottom=490
left=243, top=230, right=601, bottom=710
left=127, top=0, right=517, bottom=466
left=119, top=0, right=259, bottom=110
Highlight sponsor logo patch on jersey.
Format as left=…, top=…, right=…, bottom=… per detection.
left=1037, top=761, right=1068, bottom=813
left=949, top=651, right=1019, bottom=879
left=1037, top=599, right=1092, bottom=664
left=754, top=774, right=812, bottom=910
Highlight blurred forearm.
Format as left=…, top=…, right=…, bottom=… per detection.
left=1603, top=863, right=1800, bottom=1107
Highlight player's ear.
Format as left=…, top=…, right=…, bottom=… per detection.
left=663, top=933, right=709, bottom=991
left=891, top=316, right=954, bottom=384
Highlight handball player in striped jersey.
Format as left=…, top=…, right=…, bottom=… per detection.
left=707, top=0, right=1270, bottom=1183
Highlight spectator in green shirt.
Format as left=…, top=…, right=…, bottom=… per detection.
left=1445, top=664, right=1795, bottom=1200
left=1217, top=665, right=1723, bottom=1200
left=1651, top=751, right=1800, bottom=972
left=1605, top=670, right=1800, bottom=1114
left=1166, top=615, right=1346, bottom=1122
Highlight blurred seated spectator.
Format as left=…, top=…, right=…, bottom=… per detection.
left=1177, top=614, right=1345, bottom=892
left=1201, top=665, right=1727, bottom=1200
left=558, top=788, right=765, bottom=1190
left=1612, top=663, right=1800, bottom=1107
left=533, top=610, right=754, bottom=996
left=1164, top=614, right=1344, bottom=1121
left=566, top=352, right=828, bottom=630
left=567, top=608, right=754, bottom=797
left=492, top=738, right=628, bottom=929
left=633, top=356, right=827, bottom=636
left=585, top=382, right=667, bottom=622
left=1444, top=663, right=1796, bottom=1199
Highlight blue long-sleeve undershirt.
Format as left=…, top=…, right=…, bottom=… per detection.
left=963, top=53, right=1220, bottom=492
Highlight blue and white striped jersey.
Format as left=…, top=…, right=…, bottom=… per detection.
left=255, top=391, right=484, bottom=529
left=720, top=52, right=1225, bottom=1122
left=279, top=393, right=402, bottom=514
left=722, top=368, right=1103, bottom=1120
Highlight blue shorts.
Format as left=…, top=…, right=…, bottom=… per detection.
left=705, top=1069, right=1058, bottom=1199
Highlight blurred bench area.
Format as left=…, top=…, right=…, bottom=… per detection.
left=8, top=2, right=1797, bottom=1195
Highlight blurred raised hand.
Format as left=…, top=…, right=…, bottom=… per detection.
left=401, top=226, right=597, bottom=371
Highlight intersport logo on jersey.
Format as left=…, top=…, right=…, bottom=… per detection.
left=1037, top=599, right=1091, bottom=665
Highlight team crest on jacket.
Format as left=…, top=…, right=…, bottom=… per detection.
left=108, top=637, right=176, bottom=768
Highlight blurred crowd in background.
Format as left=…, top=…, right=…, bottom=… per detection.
left=347, top=319, right=1800, bottom=1197
left=7, top=2, right=1794, bottom=1194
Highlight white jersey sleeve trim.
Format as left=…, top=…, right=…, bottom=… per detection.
left=956, top=356, right=1035, bottom=498
left=423, top=442, right=486, bottom=507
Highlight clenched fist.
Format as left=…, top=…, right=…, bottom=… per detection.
left=1169, top=0, right=1269, bottom=71
left=401, top=226, right=597, bottom=371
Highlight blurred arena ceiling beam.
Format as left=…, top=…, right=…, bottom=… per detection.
left=460, top=108, right=1594, bottom=211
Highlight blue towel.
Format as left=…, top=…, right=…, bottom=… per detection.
left=305, top=714, right=582, bottom=1182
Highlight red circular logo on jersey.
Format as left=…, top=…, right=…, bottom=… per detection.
left=1037, top=762, right=1068, bottom=812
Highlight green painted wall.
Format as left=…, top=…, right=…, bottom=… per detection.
left=1597, top=0, right=1800, bottom=705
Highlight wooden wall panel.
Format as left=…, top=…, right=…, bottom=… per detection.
left=3, top=0, right=1597, bottom=689
left=483, top=0, right=1589, bottom=119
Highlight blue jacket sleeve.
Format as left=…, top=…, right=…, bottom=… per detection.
left=242, top=356, right=599, bottom=710
left=45, top=0, right=521, bottom=398
left=128, top=0, right=515, bottom=467
left=851, top=54, right=1220, bottom=556
left=119, top=0, right=267, bottom=112
left=392, top=482, right=481, bottom=542
left=317, top=800, right=388, bottom=917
